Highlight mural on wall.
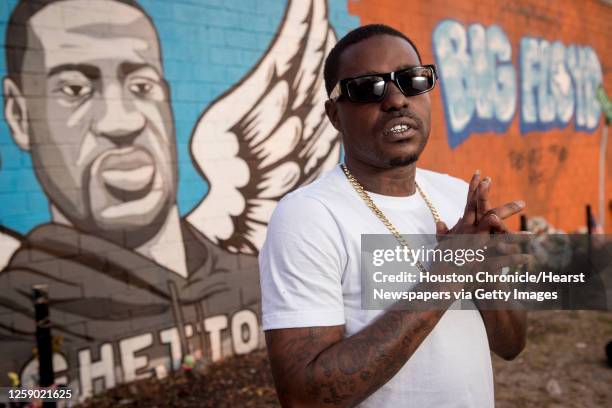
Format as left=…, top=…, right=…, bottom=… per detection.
left=0, top=0, right=351, bottom=400
left=0, top=226, right=20, bottom=269
left=433, top=19, right=603, bottom=148
left=187, top=0, right=341, bottom=254
left=520, top=37, right=603, bottom=133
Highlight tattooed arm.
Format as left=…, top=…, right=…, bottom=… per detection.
left=468, top=173, right=527, bottom=360
left=265, top=309, right=446, bottom=407
left=478, top=309, right=526, bottom=360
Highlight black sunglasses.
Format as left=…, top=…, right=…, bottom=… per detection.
left=329, top=65, right=437, bottom=103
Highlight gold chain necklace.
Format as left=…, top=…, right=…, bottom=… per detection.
left=340, top=163, right=441, bottom=274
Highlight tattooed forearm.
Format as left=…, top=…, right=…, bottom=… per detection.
left=266, top=308, right=446, bottom=407
left=479, top=309, right=526, bottom=360
left=475, top=281, right=527, bottom=360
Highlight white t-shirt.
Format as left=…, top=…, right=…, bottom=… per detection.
left=259, top=165, right=494, bottom=408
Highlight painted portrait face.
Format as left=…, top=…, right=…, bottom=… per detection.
left=12, top=0, right=177, bottom=243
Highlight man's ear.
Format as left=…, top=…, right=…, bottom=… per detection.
left=324, top=99, right=341, bottom=132
left=3, top=77, right=30, bottom=151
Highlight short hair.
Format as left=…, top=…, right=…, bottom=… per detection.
left=5, top=0, right=150, bottom=87
left=323, top=24, right=422, bottom=97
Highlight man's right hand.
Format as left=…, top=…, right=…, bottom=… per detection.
left=437, top=171, right=526, bottom=236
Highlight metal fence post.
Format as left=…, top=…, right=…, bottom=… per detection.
left=33, top=285, right=54, bottom=387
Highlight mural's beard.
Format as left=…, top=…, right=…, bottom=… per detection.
left=100, top=203, right=172, bottom=249
left=78, top=149, right=175, bottom=250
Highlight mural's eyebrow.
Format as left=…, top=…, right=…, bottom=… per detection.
left=47, top=64, right=101, bottom=79
left=119, top=62, right=161, bottom=78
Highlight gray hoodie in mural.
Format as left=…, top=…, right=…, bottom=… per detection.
left=0, top=222, right=261, bottom=396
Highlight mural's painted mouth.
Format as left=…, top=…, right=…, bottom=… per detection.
left=89, top=146, right=167, bottom=222
left=98, top=147, right=156, bottom=201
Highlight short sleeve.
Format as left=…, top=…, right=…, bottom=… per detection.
left=259, top=195, right=346, bottom=330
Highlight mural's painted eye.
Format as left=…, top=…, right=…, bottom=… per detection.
left=61, top=84, right=92, bottom=98
left=129, top=81, right=154, bottom=96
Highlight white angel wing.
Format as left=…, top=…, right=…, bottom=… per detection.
left=187, top=0, right=340, bottom=254
left=0, top=226, right=21, bottom=271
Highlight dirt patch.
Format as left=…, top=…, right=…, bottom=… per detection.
left=494, top=310, right=612, bottom=408
left=79, top=311, right=612, bottom=407
left=78, top=352, right=278, bottom=408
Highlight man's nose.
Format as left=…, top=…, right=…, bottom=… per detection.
left=92, top=83, right=146, bottom=144
left=381, top=81, right=409, bottom=112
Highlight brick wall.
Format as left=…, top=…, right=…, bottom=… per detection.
left=350, top=0, right=611, bottom=233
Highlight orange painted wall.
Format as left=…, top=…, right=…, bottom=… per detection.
left=348, top=0, right=612, bottom=232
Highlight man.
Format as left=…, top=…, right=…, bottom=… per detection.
left=260, top=24, right=528, bottom=407
left=0, top=0, right=259, bottom=395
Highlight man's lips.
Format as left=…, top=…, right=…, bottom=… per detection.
left=95, top=147, right=156, bottom=198
left=384, top=127, right=418, bottom=142
left=382, top=118, right=419, bottom=142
